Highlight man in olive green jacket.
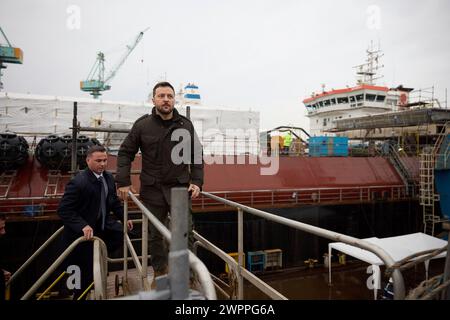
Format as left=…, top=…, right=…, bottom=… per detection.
left=116, top=82, right=203, bottom=280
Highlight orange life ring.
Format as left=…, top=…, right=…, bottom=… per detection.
left=399, top=93, right=407, bottom=105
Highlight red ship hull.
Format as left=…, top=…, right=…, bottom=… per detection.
left=0, top=155, right=416, bottom=220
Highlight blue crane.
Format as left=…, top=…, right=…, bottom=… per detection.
left=80, top=27, right=149, bottom=98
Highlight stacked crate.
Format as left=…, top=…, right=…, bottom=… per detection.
left=247, top=251, right=266, bottom=272
left=264, top=249, right=283, bottom=270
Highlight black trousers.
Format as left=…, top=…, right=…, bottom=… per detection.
left=142, top=200, right=194, bottom=274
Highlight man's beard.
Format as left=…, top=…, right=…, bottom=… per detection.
left=157, top=105, right=173, bottom=115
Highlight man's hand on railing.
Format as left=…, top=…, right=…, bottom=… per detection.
left=127, top=220, right=133, bottom=231
left=3, top=269, right=11, bottom=282
left=188, top=184, right=200, bottom=199
left=117, top=185, right=136, bottom=200
left=82, top=225, right=94, bottom=240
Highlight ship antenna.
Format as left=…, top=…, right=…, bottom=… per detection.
left=353, top=41, right=384, bottom=85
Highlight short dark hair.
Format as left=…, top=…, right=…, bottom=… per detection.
left=86, top=145, right=106, bottom=158
left=152, top=81, right=175, bottom=97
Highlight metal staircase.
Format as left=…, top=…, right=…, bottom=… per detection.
left=420, top=122, right=449, bottom=235
left=388, top=144, right=415, bottom=196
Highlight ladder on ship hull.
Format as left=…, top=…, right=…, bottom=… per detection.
left=0, top=170, right=17, bottom=198
left=420, top=122, right=450, bottom=236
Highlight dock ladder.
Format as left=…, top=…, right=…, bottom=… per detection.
left=420, top=122, right=449, bottom=235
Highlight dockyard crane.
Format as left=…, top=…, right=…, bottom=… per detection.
left=80, top=27, right=149, bottom=98
left=0, top=26, right=23, bottom=90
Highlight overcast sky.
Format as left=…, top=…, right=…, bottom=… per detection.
left=1, top=0, right=449, bottom=131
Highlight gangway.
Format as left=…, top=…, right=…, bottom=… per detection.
left=6, top=188, right=216, bottom=300
left=6, top=188, right=449, bottom=300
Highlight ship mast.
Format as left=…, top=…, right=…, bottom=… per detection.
left=354, top=41, right=384, bottom=85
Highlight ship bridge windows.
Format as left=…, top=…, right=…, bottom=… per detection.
left=349, top=96, right=357, bottom=107
left=330, top=98, right=337, bottom=105
left=337, top=97, right=349, bottom=104
left=376, top=95, right=386, bottom=102
left=366, top=94, right=377, bottom=102
left=323, top=100, right=331, bottom=107
left=356, top=94, right=364, bottom=101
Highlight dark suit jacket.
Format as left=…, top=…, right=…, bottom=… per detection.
left=58, top=169, right=124, bottom=246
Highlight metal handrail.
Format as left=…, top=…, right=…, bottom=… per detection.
left=388, top=144, right=410, bottom=175
left=126, top=191, right=217, bottom=300
left=21, top=236, right=108, bottom=300
left=36, top=271, right=66, bottom=300
left=195, top=185, right=410, bottom=211
left=93, top=238, right=108, bottom=299
left=200, top=191, right=407, bottom=300
left=193, top=232, right=287, bottom=300
left=199, top=185, right=406, bottom=194
left=6, top=226, right=64, bottom=289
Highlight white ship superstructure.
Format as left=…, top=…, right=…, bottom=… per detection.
left=303, top=46, right=412, bottom=137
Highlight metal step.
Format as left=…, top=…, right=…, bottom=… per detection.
left=0, top=170, right=17, bottom=198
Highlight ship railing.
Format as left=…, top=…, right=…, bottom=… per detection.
left=0, top=184, right=410, bottom=222
left=121, top=188, right=217, bottom=300
left=435, top=144, right=450, bottom=170
left=17, top=236, right=109, bottom=300
left=5, top=220, right=149, bottom=299
left=6, top=226, right=64, bottom=297
left=387, top=144, right=416, bottom=196
left=192, top=231, right=287, bottom=300
left=194, top=185, right=409, bottom=210
left=199, top=191, right=407, bottom=300
left=434, top=122, right=450, bottom=169
left=0, top=196, right=142, bottom=221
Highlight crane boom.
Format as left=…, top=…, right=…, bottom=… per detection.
left=80, top=27, right=149, bottom=98
left=104, top=27, right=148, bottom=84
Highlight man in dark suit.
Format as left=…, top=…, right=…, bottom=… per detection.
left=58, top=145, right=133, bottom=299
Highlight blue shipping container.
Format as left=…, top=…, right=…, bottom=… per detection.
left=308, top=136, right=348, bottom=157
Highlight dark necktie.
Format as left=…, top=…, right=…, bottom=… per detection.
left=98, top=176, right=107, bottom=230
